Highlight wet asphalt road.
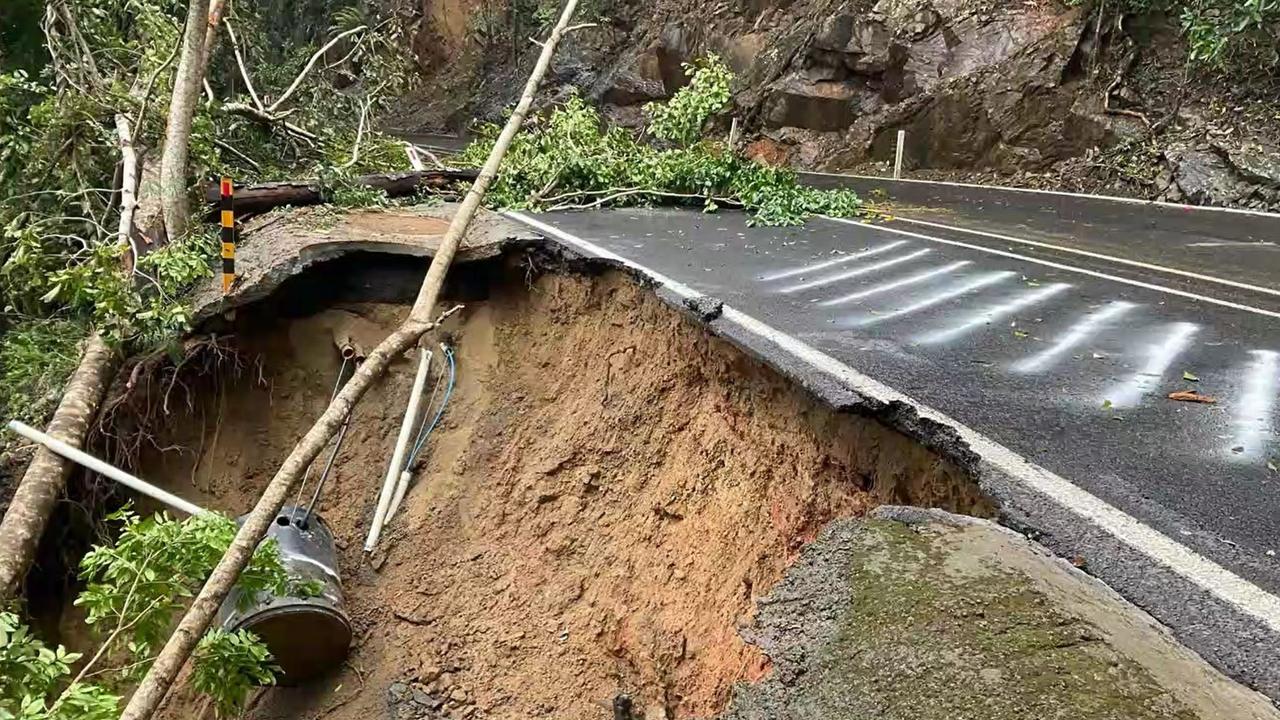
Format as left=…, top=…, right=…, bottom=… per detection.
left=509, top=188, right=1280, bottom=699
left=804, top=173, right=1280, bottom=293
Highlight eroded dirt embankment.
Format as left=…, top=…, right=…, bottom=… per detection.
left=108, top=251, right=987, bottom=719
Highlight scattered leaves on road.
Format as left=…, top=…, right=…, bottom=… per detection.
left=1168, top=390, right=1217, bottom=404
left=1182, top=371, right=1200, bottom=382
left=1102, top=399, right=1113, bottom=409
left=1013, top=329, right=1029, bottom=339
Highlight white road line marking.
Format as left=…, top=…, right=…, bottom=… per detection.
left=826, top=217, right=1280, bottom=320
left=760, top=240, right=908, bottom=282
left=800, top=171, right=1280, bottom=219
left=1105, top=322, right=1200, bottom=409
left=918, top=283, right=1072, bottom=344
left=889, top=216, right=1280, bottom=299
left=504, top=209, right=1280, bottom=635
left=818, top=261, right=970, bottom=307
left=781, top=249, right=932, bottom=294
left=1013, top=302, right=1136, bottom=373
left=1187, top=241, right=1277, bottom=248
left=855, top=271, right=1015, bottom=326
left=1231, top=350, right=1279, bottom=461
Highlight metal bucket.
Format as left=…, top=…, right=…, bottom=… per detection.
left=217, top=505, right=352, bottom=684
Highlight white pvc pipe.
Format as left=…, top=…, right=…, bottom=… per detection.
left=404, top=143, right=424, bottom=171
left=6, top=420, right=209, bottom=517
left=385, top=469, right=414, bottom=523
left=894, top=130, right=906, bottom=179
left=364, top=348, right=431, bottom=551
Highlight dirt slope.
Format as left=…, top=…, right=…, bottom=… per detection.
left=118, top=255, right=984, bottom=719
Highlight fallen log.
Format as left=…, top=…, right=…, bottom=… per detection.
left=201, top=169, right=480, bottom=216
left=0, top=334, right=119, bottom=602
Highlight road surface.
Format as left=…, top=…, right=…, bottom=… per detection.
left=504, top=181, right=1280, bottom=702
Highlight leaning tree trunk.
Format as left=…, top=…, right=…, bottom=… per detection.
left=118, top=1, right=584, bottom=717
left=0, top=334, right=118, bottom=602
left=158, top=0, right=212, bottom=242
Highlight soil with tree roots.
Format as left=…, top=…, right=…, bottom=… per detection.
left=103, top=250, right=990, bottom=719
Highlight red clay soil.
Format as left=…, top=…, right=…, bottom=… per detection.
left=121, top=258, right=986, bottom=720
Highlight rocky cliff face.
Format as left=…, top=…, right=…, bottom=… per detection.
left=397, top=0, right=1280, bottom=210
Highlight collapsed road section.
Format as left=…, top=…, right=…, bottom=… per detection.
left=35, top=205, right=1262, bottom=719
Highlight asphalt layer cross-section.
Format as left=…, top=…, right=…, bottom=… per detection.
left=510, top=190, right=1280, bottom=703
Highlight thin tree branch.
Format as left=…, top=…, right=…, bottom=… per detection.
left=134, top=40, right=182, bottom=133
left=546, top=188, right=740, bottom=211
left=221, top=17, right=264, bottom=111
left=412, top=144, right=447, bottom=170
left=213, top=139, right=262, bottom=170
left=222, top=102, right=320, bottom=143
left=343, top=100, right=372, bottom=169
left=268, top=24, right=368, bottom=113
left=342, top=82, right=388, bottom=170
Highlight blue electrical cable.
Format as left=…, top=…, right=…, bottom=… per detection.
left=405, top=343, right=455, bottom=470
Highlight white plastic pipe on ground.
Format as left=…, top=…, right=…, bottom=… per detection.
left=386, top=469, right=413, bottom=525
left=6, top=420, right=209, bottom=517
left=364, top=348, right=432, bottom=551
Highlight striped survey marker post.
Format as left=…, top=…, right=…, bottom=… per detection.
left=219, top=177, right=236, bottom=292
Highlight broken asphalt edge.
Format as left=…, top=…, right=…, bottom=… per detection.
left=509, top=214, right=1280, bottom=706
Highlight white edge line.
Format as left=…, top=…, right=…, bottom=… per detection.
left=826, top=217, right=1280, bottom=320
left=892, top=215, right=1280, bottom=299
left=503, top=209, right=1280, bottom=635
left=800, top=171, right=1280, bottom=220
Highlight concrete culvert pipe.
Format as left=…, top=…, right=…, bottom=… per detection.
left=216, top=505, right=352, bottom=684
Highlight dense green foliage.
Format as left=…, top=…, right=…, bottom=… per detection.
left=1093, top=0, right=1280, bottom=72
left=76, top=509, right=289, bottom=673
left=0, top=0, right=414, bottom=353
left=0, top=319, right=85, bottom=426
left=0, top=612, right=119, bottom=720
left=192, top=629, right=279, bottom=718
left=0, top=0, right=193, bottom=341
left=1179, top=0, right=1280, bottom=70
left=460, top=56, right=862, bottom=226
left=0, top=510, right=290, bottom=719
left=644, top=56, right=733, bottom=146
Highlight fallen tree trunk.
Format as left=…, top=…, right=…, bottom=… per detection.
left=118, top=2, right=582, bottom=718
left=0, top=334, right=119, bottom=603
left=201, top=169, right=480, bottom=216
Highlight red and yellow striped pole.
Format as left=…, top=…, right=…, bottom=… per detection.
left=219, top=176, right=236, bottom=293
